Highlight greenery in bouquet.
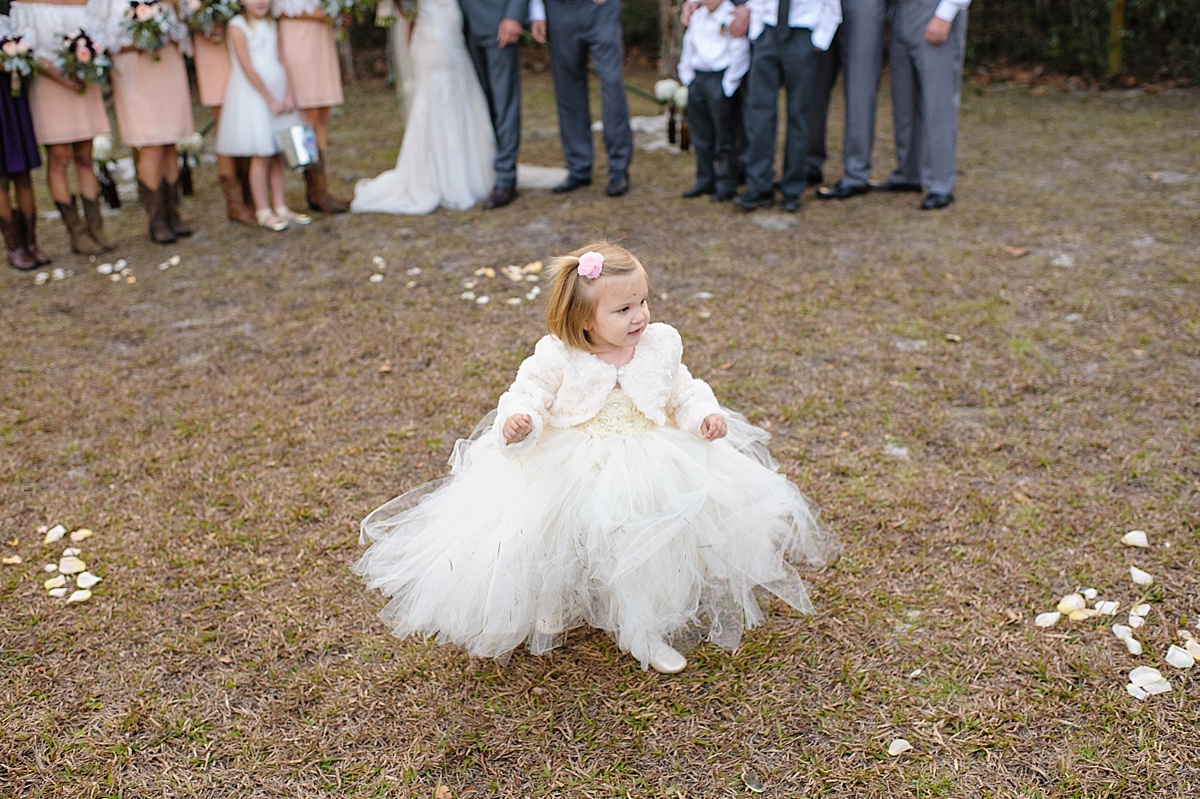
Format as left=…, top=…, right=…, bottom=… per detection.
left=0, top=34, right=39, bottom=98
left=124, top=0, right=173, bottom=54
left=56, top=30, right=112, bottom=90
left=185, top=0, right=239, bottom=40
left=319, top=0, right=357, bottom=24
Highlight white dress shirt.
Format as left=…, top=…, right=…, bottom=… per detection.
left=746, top=0, right=841, bottom=51
left=678, top=1, right=750, bottom=97
left=934, top=0, right=971, bottom=22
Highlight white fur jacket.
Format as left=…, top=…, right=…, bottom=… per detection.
left=494, top=323, right=725, bottom=456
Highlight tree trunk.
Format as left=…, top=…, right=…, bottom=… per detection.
left=658, top=0, right=683, bottom=78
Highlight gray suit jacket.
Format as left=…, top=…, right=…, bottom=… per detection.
left=458, top=0, right=529, bottom=38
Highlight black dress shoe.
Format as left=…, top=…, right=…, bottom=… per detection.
left=681, top=183, right=715, bottom=198
left=781, top=196, right=801, bottom=213
left=806, top=168, right=823, bottom=186
left=870, top=179, right=923, bottom=193
left=483, top=185, right=517, bottom=209
left=552, top=176, right=592, bottom=194
left=711, top=191, right=734, bottom=203
left=817, top=181, right=870, bottom=200
left=606, top=174, right=629, bottom=197
left=733, top=191, right=774, bottom=211
left=920, top=192, right=955, bottom=210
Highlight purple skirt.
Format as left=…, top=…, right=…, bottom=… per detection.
left=0, top=73, right=41, bottom=174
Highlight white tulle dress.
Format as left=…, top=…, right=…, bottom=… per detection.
left=354, top=324, right=837, bottom=669
left=215, top=15, right=302, bottom=157
left=350, top=0, right=496, bottom=214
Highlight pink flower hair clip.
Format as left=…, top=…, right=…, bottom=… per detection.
left=577, top=251, right=604, bottom=280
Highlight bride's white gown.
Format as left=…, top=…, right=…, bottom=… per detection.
left=351, top=0, right=496, bottom=214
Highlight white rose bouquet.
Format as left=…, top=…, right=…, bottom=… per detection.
left=0, top=34, right=38, bottom=97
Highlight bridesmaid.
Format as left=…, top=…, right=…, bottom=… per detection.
left=93, top=0, right=194, bottom=243
left=0, top=12, right=47, bottom=269
left=192, top=14, right=256, bottom=226
left=273, top=0, right=349, bottom=213
left=10, top=0, right=114, bottom=255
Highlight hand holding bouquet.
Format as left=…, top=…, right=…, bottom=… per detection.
left=0, top=35, right=39, bottom=97
left=319, top=0, right=357, bottom=25
left=56, top=29, right=112, bottom=91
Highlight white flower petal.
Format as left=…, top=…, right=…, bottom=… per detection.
left=1121, top=530, right=1149, bottom=548
left=58, top=555, right=86, bottom=575
left=1165, top=645, right=1195, bottom=669
left=1129, top=566, right=1153, bottom=586
left=1142, top=679, right=1171, bottom=695
left=44, top=524, right=67, bottom=544
left=1128, top=614, right=1145, bottom=629
left=44, top=575, right=67, bottom=590
left=1132, top=604, right=1151, bottom=617
left=1184, top=640, right=1200, bottom=659
left=62, top=547, right=81, bottom=557
left=1111, top=623, right=1133, bottom=641
left=1069, top=608, right=1099, bottom=621
left=1, top=555, right=21, bottom=565
left=1056, top=593, right=1086, bottom=614
left=1082, top=588, right=1098, bottom=601
left=1129, top=665, right=1164, bottom=686
left=1034, top=611, right=1061, bottom=627
left=1094, top=600, right=1119, bottom=616
left=44, top=563, right=57, bottom=573
left=1125, top=636, right=1143, bottom=655
left=1126, top=682, right=1148, bottom=700
left=1179, top=629, right=1194, bottom=641
left=75, top=571, right=102, bottom=590
left=69, top=528, right=93, bottom=541
left=887, top=739, right=913, bottom=756
left=65, top=589, right=92, bottom=604
left=48, top=587, right=69, bottom=598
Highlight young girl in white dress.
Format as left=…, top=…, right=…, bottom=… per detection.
left=355, top=242, right=837, bottom=674
left=215, top=0, right=309, bottom=231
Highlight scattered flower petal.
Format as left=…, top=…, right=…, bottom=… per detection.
left=1082, top=588, right=1098, bottom=601
left=1057, top=593, right=1086, bottom=614
left=34, top=271, right=49, bottom=284
left=1125, top=636, right=1144, bottom=655
left=1129, top=666, right=1164, bottom=686
left=1129, top=566, right=1153, bottom=586
left=62, top=547, right=81, bottom=557
left=1165, top=645, right=1195, bottom=669
left=1128, top=614, right=1145, bottom=629
left=741, top=768, right=765, bottom=793
left=58, top=555, right=86, bottom=574
left=1, top=555, right=21, bottom=565
left=1094, top=600, right=1119, bottom=615
left=44, top=563, right=57, bottom=573
left=76, top=571, right=102, bottom=590
left=69, top=528, right=93, bottom=541
left=460, top=291, right=476, bottom=301
left=97, top=262, right=114, bottom=275
left=65, top=589, right=92, bottom=604
left=522, top=261, right=542, bottom=274
left=1121, top=530, right=1149, bottom=548
left=1034, top=611, right=1061, bottom=627
left=1179, top=629, right=1193, bottom=641
left=475, top=295, right=489, bottom=305
left=887, top=739, right=913, bottom=756
left=1069, top=608, right=1099, bottom=621
left=48, top=587, right=68, bottom=598
left=369, top=273, right=384, bottom=283
left=406, top=267, right=422, bottom=276
left=504, top=297, right=522, bottom=306
left=44, top=575, right=67, bottom=590
left=1184, top=639, right=1200, bottom=659
left=372, top=255, right=385, bottom=267
left=1142, top=679, right=1172, bottom=695
left=1132, top=604, right=1150, bottom=617
left=1111, top=623, right=1133, bottom=641
left=168, top=255, right=181, bottom=267
left=1126, top=682, right=1148, bottom=700
left=44, top=524, right=67, bottom=544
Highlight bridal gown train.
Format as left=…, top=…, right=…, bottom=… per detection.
left=350, top=0, right=496, bottom=214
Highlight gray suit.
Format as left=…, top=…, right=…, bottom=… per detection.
left=807, top=0, right=886, bottom=187
left=544, top=0, right=632, bottom=182
left=886, top=0, right=967, bottom=195
left=459, top=0, right=530, bottom=189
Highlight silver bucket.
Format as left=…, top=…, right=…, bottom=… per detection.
left=274, top=124, right=320, bottom=171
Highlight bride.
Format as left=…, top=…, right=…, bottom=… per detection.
left=351, top=0, right=495, bottom=214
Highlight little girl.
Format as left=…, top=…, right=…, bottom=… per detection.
left=215, top=0, right=310, bottom=230
left=355, top=242, right=837, bottom=674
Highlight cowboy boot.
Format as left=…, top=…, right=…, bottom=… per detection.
left=162, top=178, right=192, bottom=238
left=236, top=157, right=253, bottom=206
left=138, top=180, right=176, bottom=244
left=304, top=156, right=349, bottom=214
left=2, top=213, right=37, bottom=270
left=80, top=194, right=116, bottom=252
left=54, top=196, right=105, bottom=255
left=219, top=174, right=256, bottom=226
left=19, top=210, right=51, bottom=265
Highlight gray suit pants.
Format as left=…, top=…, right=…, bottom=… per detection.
left=886, top=0, right=967, bottom=195
left=464, top=31, right=522, bottom=189
left=807, top=0, right=886, bottom=187
left=545, top=0, right=632, bottom=180
left=686, top=71, right=737, bottom=196
left=744, top=24, right=816, bottom=200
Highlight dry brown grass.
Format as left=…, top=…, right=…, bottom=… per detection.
left=2, top=61, right=1198, bottom=798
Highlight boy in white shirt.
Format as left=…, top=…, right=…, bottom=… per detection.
left=677, top=0, right=750, bottom=202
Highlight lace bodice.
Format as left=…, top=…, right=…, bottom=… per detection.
left=9, top=1, right=101, bottom=55
left=89, top=0, right=190, bottom=51
left=574, top=390, right=656, bottom=438
left=272, top=0, right=322, bottom=19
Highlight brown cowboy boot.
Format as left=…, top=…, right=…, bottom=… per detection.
left=19, top=210, right=51, bottom=265
left=138, top=180, right=176, bottom=244
left=162, top=178, right=192, bottom=237
left=304, top=156, right=349, bottom=214
left=2, top=213, right=37, bottom=270
left=54, top=196, right=105, bottom=255
left=219, top=174, right=256, bottom=226
left=80, top=194, right=116, bottom=251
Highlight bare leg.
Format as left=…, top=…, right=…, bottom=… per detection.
left=45, top=143, right=74, bottom=204
left=71, top=140, right=100, bottom=199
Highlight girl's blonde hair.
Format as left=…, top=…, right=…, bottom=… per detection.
left=545, top=241, right=646, bottom=352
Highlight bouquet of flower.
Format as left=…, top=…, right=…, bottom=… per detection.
left=0, top=35, right=39, bottom=97
left=124, top=0, right=173, bottom=55
left=56, top=30, right=111, bottom=90
left=186, top=0, right=239, bottom=40
left=320, top=0, right=357, bottom=23
left=92, top=133, right=122, bottom=208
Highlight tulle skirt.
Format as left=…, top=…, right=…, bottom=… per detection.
left=354, top=409, right=837, bottom=670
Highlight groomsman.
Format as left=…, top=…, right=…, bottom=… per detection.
left=530, top=0, right=634, bottom=197
left=874, top=0, right=970, bottom=209
left=459, top=0, right=530, bottom=209
left=809, top=0, right=886, bottom=199
left=733, top=0, right=842, bottom=213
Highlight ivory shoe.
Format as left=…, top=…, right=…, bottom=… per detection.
left=275, top=207, right=312, bottom=226
left=648, top=643, right=687, bottom=674
left=255, top=208, right=289, bottom=231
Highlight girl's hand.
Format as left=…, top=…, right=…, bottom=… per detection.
left=503, top=413, right=533, bottom=445
left=282, top=90, right=297, bottom=113
left=268, top=98, right=286, bottom=115
left=700, top=414, right=727, bottom=441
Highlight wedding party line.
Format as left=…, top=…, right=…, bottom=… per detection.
left=2, top=0, right=969, bottom=271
